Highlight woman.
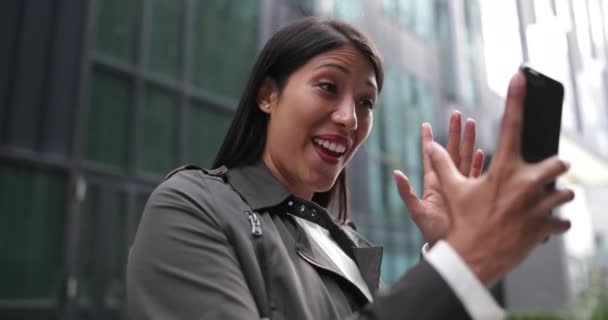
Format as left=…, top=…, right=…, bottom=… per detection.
left=128, top=17, right=574, bottom=319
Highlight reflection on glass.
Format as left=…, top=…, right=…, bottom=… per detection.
left=137, top=87, right=178, bottom=176
left=381, top=0, right=438, bottom=39
left=365, top=66, right=432, bottom=283
left=94, top=0, right=137, bottom=63
left=84, top=70, right=131, bottom=169
left=145, top=0, right=183, bottom=81
left=187, top=101, right=232, bottom=167
left=190, top=0, right=258, bottom=99
left=0, top=166, right=66, bottom=300
left=77, top=186, right=126, bottom=315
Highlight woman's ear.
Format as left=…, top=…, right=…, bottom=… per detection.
left=257, top=78, right=278, bottom=114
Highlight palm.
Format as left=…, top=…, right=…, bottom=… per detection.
left=394, top=113, right=484, bottom=245
left=419, top=171, right=449, bottom=237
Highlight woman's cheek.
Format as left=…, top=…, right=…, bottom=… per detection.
left=359, top=113, right=373, bottom=141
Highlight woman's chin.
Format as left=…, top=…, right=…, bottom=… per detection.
left=307, top=175, right=339, bottom=193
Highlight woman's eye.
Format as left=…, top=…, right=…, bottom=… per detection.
left=318, top=82, right=337, bottom=93
left=359, top=99, right=375, bottom=110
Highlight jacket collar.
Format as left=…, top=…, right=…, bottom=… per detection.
left=225, top=161, right=292, bottom=211
left=225, top=161, right=383, bottom=295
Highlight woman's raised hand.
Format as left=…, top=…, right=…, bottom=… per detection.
left=429, top=72, right=574, bottom=285
left=394, top=111, right=484, bottom=246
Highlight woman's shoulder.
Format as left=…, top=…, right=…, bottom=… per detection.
left=149, top=165, right=237, bottom=214
left=160, top=165, right=228, bottom=192
left=143, top=164, right=248, bottom=231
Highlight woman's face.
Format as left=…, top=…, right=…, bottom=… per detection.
left=260, top=45, right=378, bottom=200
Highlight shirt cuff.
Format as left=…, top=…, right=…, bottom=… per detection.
left=422, top=240, right=506, bottom=320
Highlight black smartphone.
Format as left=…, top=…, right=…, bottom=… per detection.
left=519, top=66, right=564, bottom=189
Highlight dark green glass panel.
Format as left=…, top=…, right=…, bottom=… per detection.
left=145, top=0, right=183, bottom=80
left=127, top=193, right=150, bottom=249
left=84, top=70, right=131, bottom=169
left=0, top=165, right=66, bottom=300
left=187, top=102, right=232, bottom=167
left=94, top=0, right=138, bottom=63
left=76, top=186, right=127, bottom=312
left=137, top=88, right=177, bottom=176
left=191, top=0, right=258, bottom=99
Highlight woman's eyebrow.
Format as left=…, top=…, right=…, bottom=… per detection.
left=314, top=63, right=377, bottom=90
left=314, top=63, right=349, bottom=74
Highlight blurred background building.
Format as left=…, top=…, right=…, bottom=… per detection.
left=1, top=0, right=608, bottom=319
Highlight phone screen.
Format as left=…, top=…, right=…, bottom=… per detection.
left=520, top=66, right=564, bottom=163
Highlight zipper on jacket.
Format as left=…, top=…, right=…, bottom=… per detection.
left=246, top=211, right=263, bottom=236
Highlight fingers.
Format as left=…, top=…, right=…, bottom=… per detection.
left=530, top=157, right=571, bottom=188
left=540, top=216, right=571, bottom=236
left=470, top=149, right=485, bottom=177
left=428, top=142, right=464, bottom=190
left=532, top=189, right=575, bottom=217
left=494, top=72, right=526, bottom=163
left=446, top=111, right=462, bottom=166
left=459, top=118, right=476, bottom=175
left=420, top=123, right=434, bottom=174
left=393, top=170, right=420, bottom=210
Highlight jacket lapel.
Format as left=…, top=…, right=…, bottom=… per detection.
left=351, top=246, right=383, bottom=293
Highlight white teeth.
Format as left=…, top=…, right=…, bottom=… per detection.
left=329, top=142, right=337, bottom=152
left=313, top=138, right=347, bottom=155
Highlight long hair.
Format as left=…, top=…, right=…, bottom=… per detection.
left=212, top=17, right=384, bottom=224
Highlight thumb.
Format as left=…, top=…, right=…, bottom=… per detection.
left=428, top=142, right=463, bottom=190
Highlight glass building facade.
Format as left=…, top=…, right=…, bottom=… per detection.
left=0, top=0, right=496, bottom=319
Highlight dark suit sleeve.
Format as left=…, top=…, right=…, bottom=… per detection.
left=127, top=175, right=260, bottom=320
left=355, top=259, right=472, bottom=320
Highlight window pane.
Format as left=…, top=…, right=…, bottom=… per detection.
left=191, top=0, right=258, bottom=99
left=137, top=87, right=177, bottom=176
left=77, top=185, right=127, bottom=314
left=129, top=193, right=150, bottom=245
left=145, top=0, right=183, bottom=81
left=84, top=70, right=131, bottom=169
left=186, top=102, right=232, bottom=167
left=0, top=165, right=66, bottom=300
left=94, top=0, right=138, bottom=63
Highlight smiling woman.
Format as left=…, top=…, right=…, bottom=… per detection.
left=127, top=17, right=575, bottom=320
left=257, top=45, right=377, bottom=201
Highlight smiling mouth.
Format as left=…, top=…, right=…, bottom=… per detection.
left=313, top=137, right=347, bottom=155
left=313, top=137, right=347, bottom=164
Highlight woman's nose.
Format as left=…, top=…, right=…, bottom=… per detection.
left=332, top=99, right=358, bottom=131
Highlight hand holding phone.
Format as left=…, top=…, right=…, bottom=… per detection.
left=520, top=66, right=564, bottom=190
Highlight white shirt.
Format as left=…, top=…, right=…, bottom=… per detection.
left=423, top=241, right=506, bottom=319
left=296, top=217, right=505, bottom=319
left=294, top=217, right=374, bottom=301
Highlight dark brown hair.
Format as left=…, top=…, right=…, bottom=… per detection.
left=212, top=17, right=384, bottom=223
